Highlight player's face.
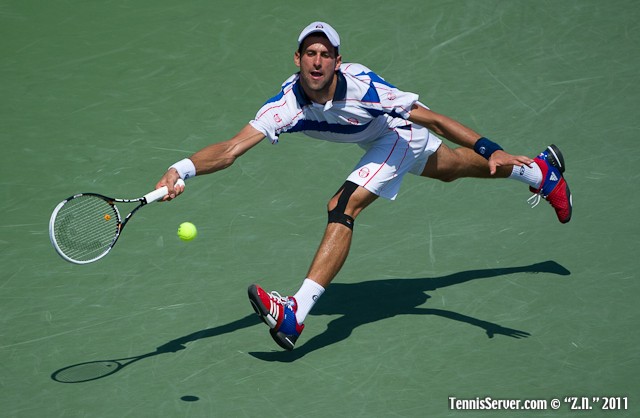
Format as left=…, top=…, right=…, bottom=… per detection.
left=295, top=35, right=341, bottom=101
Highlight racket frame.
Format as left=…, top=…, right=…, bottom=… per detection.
left=49, top=181, right=183, bottom=264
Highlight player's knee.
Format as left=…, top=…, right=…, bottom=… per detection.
left=327, top=181, right=358, bottom=230
left=328, top=208, right=355, bottom=229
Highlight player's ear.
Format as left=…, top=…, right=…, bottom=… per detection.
left=294, top=50, right=301, bottom=68
left=335, top=53, right=342, bottom=71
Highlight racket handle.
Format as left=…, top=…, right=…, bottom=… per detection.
left=144, top=179, right=185, bottom=203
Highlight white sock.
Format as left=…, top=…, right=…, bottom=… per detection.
left=293, top=278, right=325, bottom=325
left=509, top=163, right=542, bottom=189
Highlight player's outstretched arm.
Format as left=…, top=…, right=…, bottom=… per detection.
left=157, top=124, right=265, bottom=199
left=189, top=124, right=265, bottom=175
left=408, top=104, right=533, bottom=174
left=408, top=104, right=481, bottom=148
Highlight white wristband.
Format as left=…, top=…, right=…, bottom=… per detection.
left=169, top=158, right=196, bottom=180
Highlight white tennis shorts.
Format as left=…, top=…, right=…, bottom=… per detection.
left=346, top=124, right=442, bottom=200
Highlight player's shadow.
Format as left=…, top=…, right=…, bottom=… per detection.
left=51, top=261, right=569, bottom=381
left=248, top=260, right=570, bottom=362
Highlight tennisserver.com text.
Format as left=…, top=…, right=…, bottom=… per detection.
left=448, top=396, right=550, bottom=411
left=450, top=396, right=629, bottom=411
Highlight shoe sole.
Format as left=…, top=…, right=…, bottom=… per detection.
left=546, top=144, right=565, bottom=174
left=547, top=144, right=572, bottom=223
left=270, top=329, right=296, bottom=351
left=559, top=181, right=572, bottom=224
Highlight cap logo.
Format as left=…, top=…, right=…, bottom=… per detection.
left=315, top=24, right=324, bottom=28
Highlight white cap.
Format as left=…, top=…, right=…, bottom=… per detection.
left=298, top=21, right=340, bottom=50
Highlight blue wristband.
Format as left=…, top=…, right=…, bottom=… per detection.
left=473, top=137, right=503, bottom=159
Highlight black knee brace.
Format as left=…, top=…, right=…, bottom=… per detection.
left=327, top=181, right=358, bottom=230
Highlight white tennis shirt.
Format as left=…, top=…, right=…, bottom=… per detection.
left=249, top=62, right=442, bottom=199
left=250, top=63, right=421, bottom=145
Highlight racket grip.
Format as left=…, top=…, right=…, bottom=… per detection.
left=144, top=179, right=185, bottom=203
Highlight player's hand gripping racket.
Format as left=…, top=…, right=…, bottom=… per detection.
left=49, top=179, right=185, bottom=264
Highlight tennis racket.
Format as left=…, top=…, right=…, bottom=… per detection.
left=49, top=179, right=185, bottom=264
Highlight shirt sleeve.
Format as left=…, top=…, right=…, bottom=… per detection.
left=249, top=117, right=278, bottom=144
left=377, top=88, right=419, bottom=120
left=249, top=75, right=298, bottom=144
left=342, top=63, right=419, bottom=120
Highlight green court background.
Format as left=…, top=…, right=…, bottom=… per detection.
left=1, top=0, right=638, bottom=416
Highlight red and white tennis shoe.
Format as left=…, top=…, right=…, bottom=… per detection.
left=248, top=284, right=304, bottom=351
left=528, top=144, right=572, bottom=224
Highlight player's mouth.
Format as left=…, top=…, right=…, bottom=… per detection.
left=310, top=70, right=323, bottom=79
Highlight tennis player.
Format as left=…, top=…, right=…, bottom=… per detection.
left=157, top=21, right=572, bottom=351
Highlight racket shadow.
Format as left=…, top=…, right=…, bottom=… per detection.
left=249, top=260, right=571, bottom=363
left=51, top=314, right=259, bottom=383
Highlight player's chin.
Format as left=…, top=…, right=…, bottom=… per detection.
left=304, top=78, right=329, bottom=92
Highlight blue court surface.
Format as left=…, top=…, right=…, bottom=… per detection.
left=2, top=0, right=638, bottom=416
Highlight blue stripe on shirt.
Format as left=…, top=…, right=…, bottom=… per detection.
left=287, top=119, right=371, bottom=135
left=364, top=107, right=406, bottom=120
left=263, top=79, right=296, bottom=105
left=362, top=83, right=380, bottom=104
left=355, top=70, right=397, bottom=89
left=263, top=89, right=285, bottom=105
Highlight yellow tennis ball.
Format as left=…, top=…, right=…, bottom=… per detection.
left=177, top=222, right=197, bottom=241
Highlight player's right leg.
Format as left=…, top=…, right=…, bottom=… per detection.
left=420, top=142, right=572, bottom=223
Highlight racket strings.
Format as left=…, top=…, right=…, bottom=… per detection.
left=53, top=195, right=119, bottom=262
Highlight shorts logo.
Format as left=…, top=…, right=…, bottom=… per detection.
left=358, top=167, right=370, bottom=178
left=347, top=117, right=359, bottom=125
left=274, top=114, right=282, bottom=123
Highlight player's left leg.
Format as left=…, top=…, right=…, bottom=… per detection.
left=306, top=183, right=378, bottom=285
left=248, top=183, right=378, bottom=351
